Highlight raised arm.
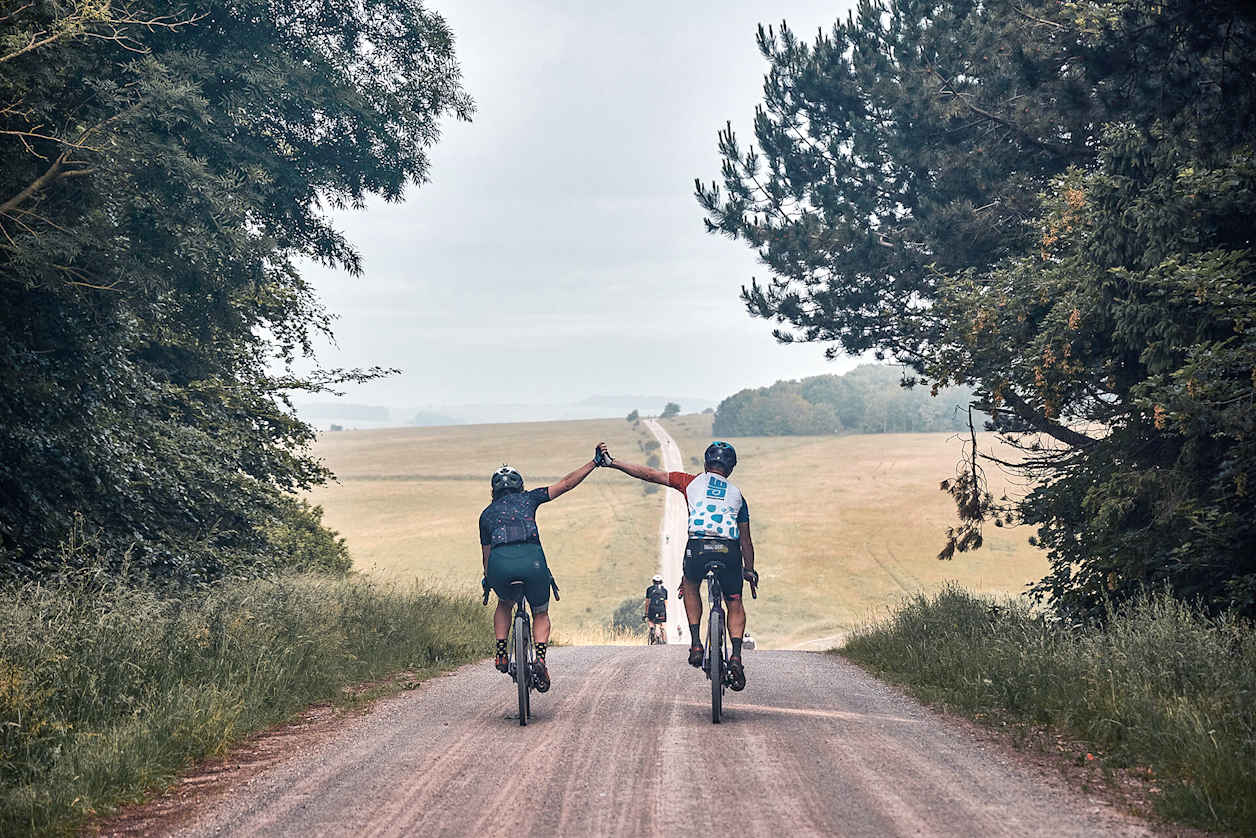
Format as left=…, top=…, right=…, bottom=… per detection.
left=547, top=457, right=598, bottom=500
left=598, top=442, right=670, bottom=485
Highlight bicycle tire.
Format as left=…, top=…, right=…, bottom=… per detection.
left=515, top=612, right=529, bottom=726
left=709, top=605, right=723, bottom=724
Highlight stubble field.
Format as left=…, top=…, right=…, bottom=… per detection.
left=308, top=414, right=1049, bottom=648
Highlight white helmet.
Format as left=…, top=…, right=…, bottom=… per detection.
left=652, top=574, right=663, bottom=583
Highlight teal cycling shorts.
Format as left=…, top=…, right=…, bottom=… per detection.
left=486, top=542, right=551, bottom=611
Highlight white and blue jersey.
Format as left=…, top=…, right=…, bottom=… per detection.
left=667, top=471, right=750, bottom=539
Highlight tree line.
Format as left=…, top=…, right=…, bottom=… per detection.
left=0, top=0, right=471, bottom=581
left=713, top=364, right=975, bottom=436
left=697, top=0, right=1256, bottom=617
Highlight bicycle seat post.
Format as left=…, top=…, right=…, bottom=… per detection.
left=509, top=580, right=528, bottom=614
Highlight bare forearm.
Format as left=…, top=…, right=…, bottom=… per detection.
left=549, top=459, right=597, bottom=499
left=612, top=459, right=669, bottom=484
left=740, top=533, right=755, bottom=572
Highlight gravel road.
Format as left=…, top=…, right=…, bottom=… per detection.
left=166, top=646, right=1152, bottom=838
left=642, top=418, right=688, bottom=643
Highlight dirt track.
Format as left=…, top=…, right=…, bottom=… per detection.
left=155, top=647, right=1152, bottom=838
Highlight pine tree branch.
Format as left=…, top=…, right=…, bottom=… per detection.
left=1007, top=2, right=1064, bottom=31
left=999, top=387, right=1097, bottom=448
left=929, top=66, right=1090, bottom=160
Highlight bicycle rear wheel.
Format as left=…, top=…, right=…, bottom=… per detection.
left=708, top=607, right=723, bottom=724
left=515, top=612, right=530, bottom=726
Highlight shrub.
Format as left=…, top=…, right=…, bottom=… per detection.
left=841, top=585, right=1256, bottom=834
left=611, top=597, right=646, bottom=635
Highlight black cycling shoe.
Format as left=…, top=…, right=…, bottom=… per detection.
left=532, top=659, right=551, bottom=692
left=728, top=656, right=746, bottom=691
left=495, top=653, right=509, bottom=674
left=688, top=644, right=704, bottom=668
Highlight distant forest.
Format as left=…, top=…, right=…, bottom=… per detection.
left=712, top=365, right=975, bottom=436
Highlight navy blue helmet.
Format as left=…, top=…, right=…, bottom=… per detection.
left=704, top=441, right=737, bottom=473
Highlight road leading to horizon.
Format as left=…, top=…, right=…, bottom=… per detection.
left=643, top=418, right=687, bottom=644
left=159, top=647, right=1151, bottom=838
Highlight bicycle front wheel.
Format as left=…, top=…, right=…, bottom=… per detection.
left=709, top=607, right=723, bottom=724
left=515, top=613, right=530, bottom=726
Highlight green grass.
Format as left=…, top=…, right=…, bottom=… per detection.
left=0, top=572, right=491, bottom=837
left=840, top=585, right=1256, bottom=835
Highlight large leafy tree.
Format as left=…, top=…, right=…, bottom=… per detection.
left=1, top=0, right=471, bottom=579
left=698, top=0, right=1256, bottom=616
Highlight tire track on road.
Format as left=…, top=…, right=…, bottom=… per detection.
left=162, top=648, right=1156, bottom=838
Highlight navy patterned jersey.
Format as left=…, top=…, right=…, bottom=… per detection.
left=479, top=487, right=551, bottom=547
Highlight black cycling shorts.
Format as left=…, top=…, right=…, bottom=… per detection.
left=486, top=542, right=551, bottom=612
left=683, top=538, right=743, bottom=599
left=647, top=605, right=667, bottom=622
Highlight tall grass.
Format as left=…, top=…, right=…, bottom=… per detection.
left=550, top=623, right=648, bottom=646
left=841, top=585, right=1256, bottom=835
left=0, top=573, right=492, bottom=837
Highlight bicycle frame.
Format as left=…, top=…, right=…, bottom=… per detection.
left=703, top=562, right=729, bottom=724
left=506, top=582, right=533, bottom=726
left=646, top=617, right=667, bottom=645
left=483, top=574, right=560, bottom=726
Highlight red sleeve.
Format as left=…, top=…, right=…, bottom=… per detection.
left=668, top=472, right=696, bottom=492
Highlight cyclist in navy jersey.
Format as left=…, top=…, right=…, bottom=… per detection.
left=644, top=574, right=668, bottom=638
left=596, top=440, right=757, bottom=690
left=480, top=455, right=598, bottom=691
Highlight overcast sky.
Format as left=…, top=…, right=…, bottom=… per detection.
left=301, top=0, right=861, bottom=410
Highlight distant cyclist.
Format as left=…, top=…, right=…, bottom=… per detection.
left=644, top=574, right=668, bottom=640
left=480, top=455, right=598, bottom=691
left=598, top=441, right=757, bottom=689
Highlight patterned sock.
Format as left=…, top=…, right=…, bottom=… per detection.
left=689, top=624, right=702, bottom=646
left=535, top=642, right=548, bottom=661
left=495, top=639, right=507, bottom=657
left=731, top=638, right=743, bottom=658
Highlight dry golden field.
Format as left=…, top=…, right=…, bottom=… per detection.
left=308, top=414, right=1049, bottom=649
left=306, top=417, right=668, bottom=639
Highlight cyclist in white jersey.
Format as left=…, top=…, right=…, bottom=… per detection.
left=596, top=440, right=757, bottom=689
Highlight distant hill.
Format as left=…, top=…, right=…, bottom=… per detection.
left=576, top=395, right=718, bottom=414
left=295, top=395, right=718, bottom=429
left=713, top=365, right=976, bottom=437
left=293, top=403, right=390, bottom=420
left=406, top=411, right=465, bottom=427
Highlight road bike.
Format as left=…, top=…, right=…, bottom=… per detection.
left=646, top=617, right=667, bottom=645
left=484, top=576, right=560, bottom=726
left=701, top=560, right=729, bottom=723
left=701, top=559, right=757, bottom=724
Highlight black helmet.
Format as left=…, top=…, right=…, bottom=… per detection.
left=491, top=464, right=524, bottom=495
left=704, top=441, right=737, bottom=473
